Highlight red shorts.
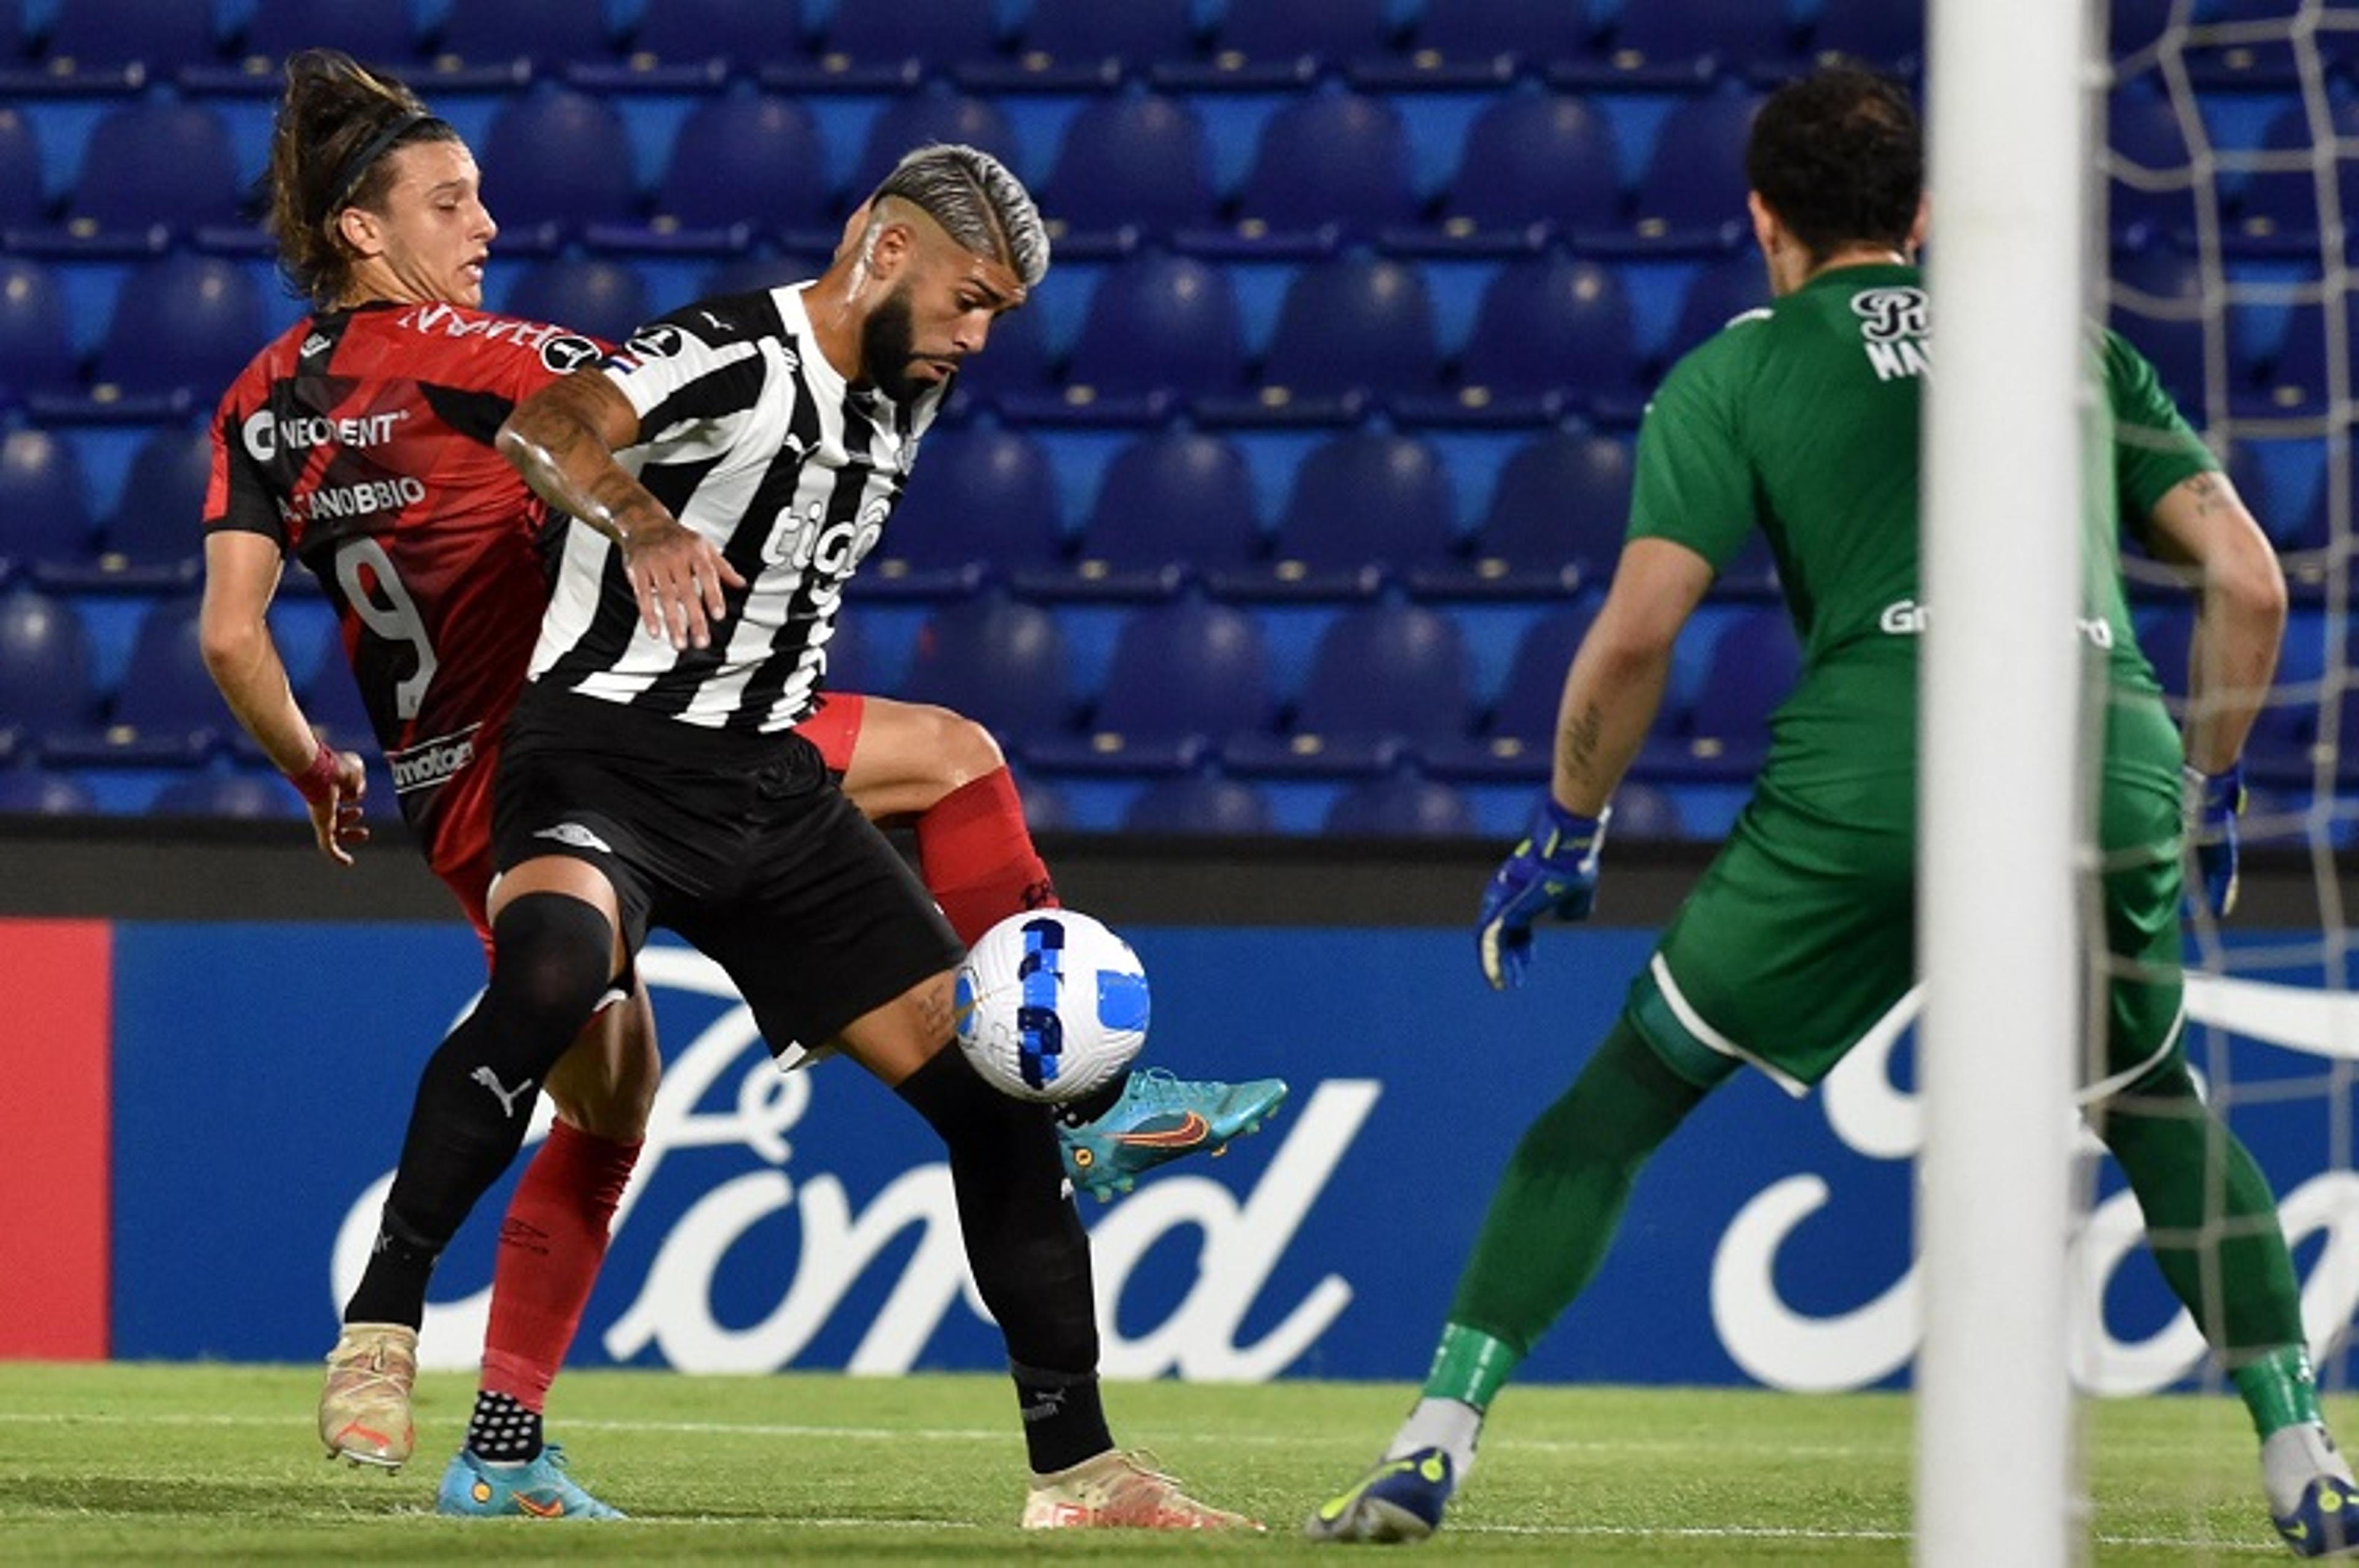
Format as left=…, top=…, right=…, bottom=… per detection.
left=428, top=692, right=872, bottom=956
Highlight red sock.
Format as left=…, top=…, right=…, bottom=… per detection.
left=480, top=1120, right=640, bottom=1413
left=916, top=766, right=1059, bottom=947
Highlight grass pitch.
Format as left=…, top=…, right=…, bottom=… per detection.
left=0, top=1363, right=2304, bottom=1563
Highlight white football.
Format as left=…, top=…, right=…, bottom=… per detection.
left=953, top=909, right=1149, bottom=1104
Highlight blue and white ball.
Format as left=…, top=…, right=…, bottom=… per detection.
left=953, top=910, right=1149, bottom=1104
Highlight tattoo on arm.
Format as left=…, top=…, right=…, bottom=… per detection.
left=500, top=376, right=667, bottom=548
left=1560, top=700, right=1606, bottom=787
left=2183, top=472, right=2224, bottom=518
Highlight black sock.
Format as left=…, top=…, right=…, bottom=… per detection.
left=343, top=894, right=618, bottom=1330
left=466, top=1391, right=545, bottom=1463
left=1013, top=1361, right=1113, bottom=1475
left=1057, top=1067, right=1132, bottom=1128
left=896, top=1047, right=1111, bottom=1473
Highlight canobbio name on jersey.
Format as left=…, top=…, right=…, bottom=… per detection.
left=1879, top=598, right=2114, bottom=647
left=297, top=476, right=428, bottom=521
left=387, top=725, right=479, bottom=793
left=243, top=408, right=405, bottom=462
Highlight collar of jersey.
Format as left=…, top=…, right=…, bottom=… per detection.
left=1799, top=260, right=1920, bottom=297
left=775, top=281, right=855, bottom=401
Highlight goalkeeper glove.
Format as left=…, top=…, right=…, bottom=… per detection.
left=2183, top=761, right=2244, bottom=919
left=1476, top=796, right=1611, bottom=991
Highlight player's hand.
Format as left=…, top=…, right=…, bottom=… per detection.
left=1476, top=796, right=1612, bottom=991
left=287, top=738, right=369, bottom=867
left=622, top=514, right=746, bottom=652
left=2184, top=762, right=2244, bottom=918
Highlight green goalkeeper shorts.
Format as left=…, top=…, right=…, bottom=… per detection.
left=1625, top=772, right=2188, bottom=1097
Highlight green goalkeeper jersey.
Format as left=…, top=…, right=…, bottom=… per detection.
left=1626, top=260, right=2215, bottom=823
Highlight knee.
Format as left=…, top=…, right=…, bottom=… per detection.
left=915, top=706, right=1007, bottom=797
left=546, top=989, right=660, bottom=1140
left=481, top=894, right=620, bottom=1058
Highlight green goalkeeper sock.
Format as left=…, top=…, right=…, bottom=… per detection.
left=2234, top=1345, right=2326, bottom=1441
left=1443, top=1020, right=1708, bottom=1363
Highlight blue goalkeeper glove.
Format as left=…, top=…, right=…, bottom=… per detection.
left=2183, top=762, right=2244, bottom=919
left=1476, top=796, right=1612, bottom=991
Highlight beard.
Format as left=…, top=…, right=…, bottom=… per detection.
left=858, top=284, right=928, bottom=404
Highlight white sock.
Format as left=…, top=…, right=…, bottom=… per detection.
left=2261, top=1422, right=2355, bottom=1515
left=1385, top=1397, right=1481, bottom=1484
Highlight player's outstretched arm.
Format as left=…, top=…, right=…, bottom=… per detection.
left=2143, top=469, right=2287, bottom=916
left=1477, top=537, right=1715, bottom=988
left=199, top=530, right=367, bottom=864
left=499, top=372, right=746, bottom=652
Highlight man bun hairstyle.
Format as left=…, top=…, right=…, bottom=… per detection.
left=265, top=48, right=459, bottom=306
left=868, top=142, right=1050, bottom=287
left=1745, top=63, right=1923, bottom=262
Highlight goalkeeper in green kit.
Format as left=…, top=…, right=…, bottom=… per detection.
left=1308, top=66, right=2354, bottom=1558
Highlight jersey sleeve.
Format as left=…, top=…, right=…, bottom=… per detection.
left=201, top=372, right=286, bottom=547
left=596, top=300, right=774, bottom=459
left=1625, top=343, right=1759, bottom=571
left=2106, top=329, right=2220, bottom=525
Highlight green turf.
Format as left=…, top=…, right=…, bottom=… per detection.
left=0, top=1363, right=2307, bottom=1562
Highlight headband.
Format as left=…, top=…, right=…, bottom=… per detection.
left=323, top=110, right=446, bottom=217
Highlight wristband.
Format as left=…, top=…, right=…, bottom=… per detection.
left=288, top=736, right=340, bottom=806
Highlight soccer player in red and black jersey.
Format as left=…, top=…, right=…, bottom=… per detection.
left=198, top=51, right=1283, bottom=1518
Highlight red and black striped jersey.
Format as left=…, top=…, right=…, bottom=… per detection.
left=203, top=300, right=606, bottom=850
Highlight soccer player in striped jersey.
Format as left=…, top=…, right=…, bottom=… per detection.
left=1307, top=67, right=2353, bottom=1556
left=200, top=52, right=1273, bottom=1525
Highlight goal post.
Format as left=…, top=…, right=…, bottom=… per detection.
left=1915, top=1, right=2096, bottom=1562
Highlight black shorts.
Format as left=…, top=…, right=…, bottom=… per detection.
left=492, top=684, right=964, bottom=1053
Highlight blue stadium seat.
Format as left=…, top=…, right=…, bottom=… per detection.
left=867, top=425, right=1063, bottom=597
left=477, top=88, right=640, bottom=241
left=1226, top=603, right=1474, bottom=776
left=434, top=0, right=613, bottom=73
left=87, top=255, right=264, bottom=408
left=1372, top=0, right=1592, bottom=81
left=2107, top=249, right=2206, bottom=412
left=1426, top=603, right=1597, bottom=779
left=2107, top=87, right=2197, bottom=251
left=1325, top=771, right=1477, bottom=837
left=1417, top=432, right=1628, bottom=601
left=2110, top=0, right=2177, bottom=62
left=2240, top=292, right=2353, bottom=421
left=1398, top=255, right=1640, bottom=426
left=849, top=90, right=1024, bottom=199
left=0, top=767, right=96, bottom=814
left=2229, top=97, right=2359, bottom=258
left=899, top=593, right=1073, bottom=746
left=0, top=104, right=45, bottom=228
left=36, top=423, right=207, bottom=590
left=31, top=0, right=218, bottom=80
left=1199, top=254, right=1438, bottom=426
left=624, top=93, right=833, bottom=246
left=1557, top=0, right=1799, bottom=88
left=2179, top=0, right=2317, bottom=89
left=1039, top=95, right=1218, bottom=250
left=1586, top=93, right=1759, bottom=255
left=504, top=258, right=650, bottom=344
left=1154, top=0, right=1392, bottom=87
left=606, top=0, right=803, bottom=81
left=0, top=256, right=77, bottom=399
left=1010, top=250, right=1244, bottom=421
left=0, top=588, right=96, bottom=736
left=1809, top=0, right=1925, bottom=72
left=1666, top=252, right=1773, bottom=362
left=47, top=594, right=221, bottom=763
left=1611, top=779, right=1684, bottom=839
left=1412, top=93, right=1622, bottom=255
left=1216, top=429, right=1455, bottom=599
left=1122, top=773, right=1273, bottom=833
left=53, top=101, right=241, bottom=243
left=1641, top=605, right=1799, bottom=781
left=1028, top=598, right=1275, bottom=772
left=699, top=251, right=829, bottom=298
left=1058, top=428, right=1264, bottom=596
left=237, top=0, right=426, bottom=72
left=963, top=0, right=1197, bottom=89
left=764, top=0, right=998, bottom=90
left=1190, top=93, right=1421, bottom=252
left=151, top=770, right=300, bottom=819
left=0, top=427, right=95, bottom=575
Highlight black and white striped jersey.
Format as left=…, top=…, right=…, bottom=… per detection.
left=527, top=281, right=942, bottom=731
